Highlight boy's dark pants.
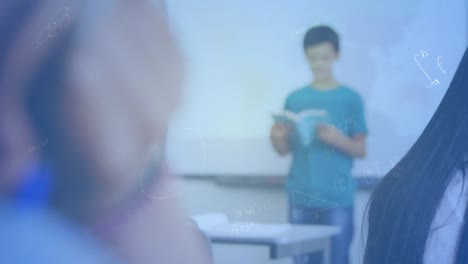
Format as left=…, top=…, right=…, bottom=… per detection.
left=288, top=204, right=354, bottom=264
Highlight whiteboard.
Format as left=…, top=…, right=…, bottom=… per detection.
left=164, top=0, right=467, bottom=176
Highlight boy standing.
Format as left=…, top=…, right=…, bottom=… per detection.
left=270, top=25, right=368, bottom=264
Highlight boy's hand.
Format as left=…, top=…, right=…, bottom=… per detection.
left=271, top=123, right=290, bottom=139
left=270, top=123, right=291, bottom=155
left=316, top=123, right=367, bottom=158
left=316, top=123, right=345, bottom=146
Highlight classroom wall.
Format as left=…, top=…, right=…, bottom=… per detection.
left=166, top=0, right=467, bottom=177
left=179, top=178, right=372, bottom=264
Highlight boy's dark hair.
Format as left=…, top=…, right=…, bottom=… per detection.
left=303, top=25, right=340, bottom=53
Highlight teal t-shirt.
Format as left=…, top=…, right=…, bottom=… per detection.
left=285, top=85, right=368, bottom=208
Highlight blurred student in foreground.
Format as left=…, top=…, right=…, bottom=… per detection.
left=365, top=48, right=468, bottom=264
left=0, top=0, right=212, bottom=263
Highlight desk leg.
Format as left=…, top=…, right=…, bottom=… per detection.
left=322, top=238, right=331, bottom=264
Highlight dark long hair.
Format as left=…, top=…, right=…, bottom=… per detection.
left=364, top=47, right=468, bottom=263
left=0, top=0, right=96, bottom=215
left=0, top=1, right=78, bottom=192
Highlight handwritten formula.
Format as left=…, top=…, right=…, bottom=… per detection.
left=414, top=49, right=446, bottom=88
left=36, top=7, right=71, bottom=45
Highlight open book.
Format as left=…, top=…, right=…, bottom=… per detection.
left=273, top=109, right=329, bottom=147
